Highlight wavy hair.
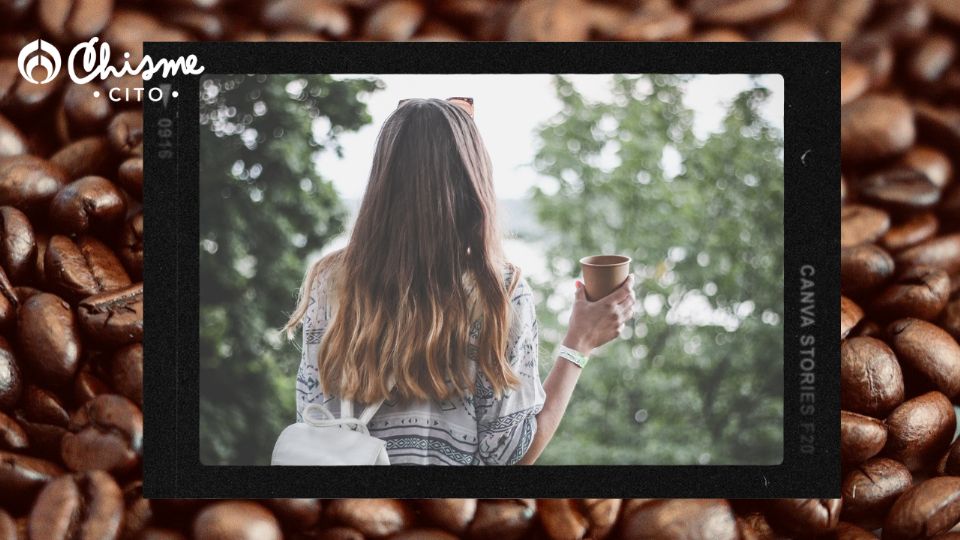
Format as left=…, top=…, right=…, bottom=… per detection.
left=284, top=98, right=519, bottom=403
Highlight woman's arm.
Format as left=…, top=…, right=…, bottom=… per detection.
left=518, top=276, right=636, bottom=465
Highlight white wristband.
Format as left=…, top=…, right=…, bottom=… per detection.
left=557, top=344, right=589, bottom=369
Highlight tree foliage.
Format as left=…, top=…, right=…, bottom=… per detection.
left=530, top=75, right=784, bottom=465
left=198, top=74, right=382, bottom=464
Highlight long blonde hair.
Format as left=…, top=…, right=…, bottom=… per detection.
left=284, top=99, right=519, bottom=403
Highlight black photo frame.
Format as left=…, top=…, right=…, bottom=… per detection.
left=143, top=41, right=839, bottom=499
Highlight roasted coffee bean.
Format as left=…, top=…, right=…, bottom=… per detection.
left=843, top=205, right=891, bottom=248
left=77, top=283, right=142, bottom=347
left=110, top=343, right=142, bottom=407
left=16, top=293, right=80, bottom=388
left=29, top=470, right=123, bottom=540
left=0, top=205, right=36, bottom=284
left=841, top=337, right=905, bottom=417
left=0, top=155, right=68, bottom=217
left=503, top=0, right=592, bottom=42
left=842, top=296, right=865, bottom=339
left=0, top=410, right=26, bottom=450
left=0, top=507, right=13, bottom=538
left=0, top=336, right=19, bottom=411
left=60, top=82, right=113, bottom=139
left=941, top=439, right=960, bottom=476
left=418, top=499, right=478, bottom=534
left=0, top=114, right=27, bottom=158
left=842, top=244, right=895, bottom=297
left=326, top=499, right=415, bottom=539
left=858, top=168, right=941, bottom=216
left=896, top=234, right=960, bottom=276
left=62, top=394, right=142, bottom=473
left=887, top=318, right=960, bottom=399
left=841, top=457, right=913, bottom=529
left=260, top=0, right=351, bottom=38
left=49, top=137, right=115, bottom=181
left=389, top=530, right=458, bottom=540
left=616, top=499, right=738, bottom=540
left=687, top=0, right=790, bottom=25
left=883, top=476, right=960, bottom=540
left=193, top=501, right=282, bottom=540
left=896, top=146, right=952, bottom=190
left=467, top=499, right=536, bottom=540
left=0, top=266, right=15, bottom=332
left=73, top=369, right=109, bottom=405
left=907, top=34, right=955, bottom=86
left=914, top=102, right=960, bottom=156
left=872, top=267, right=951, bottom=321
left=45, top=235, right=131, bottom=301
left=49, top=175, right=126, bottom=234
left=841, top=95, right=915, bottom=164
left=38, top=0, right=114, bottom=43
left=881, top=213, right=939, bottom=253
left=829, top=521, right=880, bottom=540
left=883, top=391, right=956, bottom=472
left=119, top=211, right=143, bottom=280
left=365, top=0, right=425, bottom=40
left=118, top=156, right=142, bottom=201
left=107, top=111, right=143, bottom=157
left=0, top=450, right=63, bottom=511
left=762, top=499, right=842, bottom=538
left=22, top=384, right=69, bottom=427
left=842, top=410, right=889, bottom=465
left=261, top=499, right=322, bottom=531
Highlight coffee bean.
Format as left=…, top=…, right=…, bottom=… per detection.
left=110, top=343, right=142, bottom=407
left=907, top=34, right=955, bottom=86
left=0, top=450, right=63, bottom=512
left=841, top=95, right=915, bottom=164
left=73, top=369, right=109, bottom=405
left=610, top=6, right=692, bottom=42
left=896, top=146, right=952, bottom=190
left=858, top=168, right=941, bottom=215
left=389, top=530, right=458, bottom=540
left=49, top=176, right=126, bottom=235
left=0, top=155, right=68, bottom=217
left=843, top=205, right=891, bottom=248
left=537, top=499, right=588, bottom=540
left=45, top=235, right=131, bottom=301
left=842, top=295, right=865, bottom=339
left=0, top=410, right=26, bottom=450
left=365, top=1, right=425, bottom=40
left=505, top=0, right=591, bottom=41
left=830, top=521, right=880, bottom=540
left=0, top=205, right=36, bottom=284
left=887, top=318, right=960, bottom=399
left=896, top=234, right=960, bottom=275
left=0, top=336, right=20, bottom=411
left=687, top=0, right=789, bottom=25
left=883, top=476, right=960, bottom=540
left=62, top=394, right=142, bottom=473
left=326, top=499, right=414, bottom=539
left=16, top=293, right=80, bottom=388
left=38, top=0, right=114, bottom=42
left=883, top=391, right=956, bottom=471
left=22, top=384, right=69, bottom=427
left=77, top=282, right=142, bottom=347
left=418, top=499, right=477, bottom=534
left=616, top=499, right=738, bottom=540
left=941, top=298, right=960, bottom=343
left=841, top=457, right=912, bottom=529
left=49, top=137, right=115, bottom=181
left=841, top=337, right=905, bottom=417
left=0, top=507, right=13, bottom=539
left=118, top=156, right=142, bottom=201
left=193, top=501, right=282, bottom=540
left=0, top=114, right=27, bottom=158
left=140, top=528, right=189, bottom=540
left=260, top=0, right=351, bottom=38
left=118, top=211, right=143, bottom=280
left=261, top=498, right=322, bottom=531
left=842, top=410, right=889, bottom=464
left=842, top=244, right=895, bottom=297
left=60, top=82, right=113, bottom=139
left=762, top=499, right=842, bottom=537
left=872, top=267, right=951, bottom=321
left=841, top=60, right=870, bottom=105
left=106, top=111, right=143, bottom=157
left=29, top=470, right=123, bottom=540
left=881, top=213, right=939, bottom=253
left=914, top=102, right=960, bottom=156
left=467, top=499, right=537, bottom=540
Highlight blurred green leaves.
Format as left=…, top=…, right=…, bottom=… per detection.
left=531, top=75, right=784, bottom=465
left=199, top=74, right=382, bottom=465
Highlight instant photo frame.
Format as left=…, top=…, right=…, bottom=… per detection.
left=144, top=41, right=839, bottom=498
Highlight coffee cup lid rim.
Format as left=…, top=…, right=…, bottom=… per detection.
left=579, top=255, right=632, bottom=266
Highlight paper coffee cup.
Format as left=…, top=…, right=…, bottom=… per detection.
left=580, top=255, right=632, bottom=301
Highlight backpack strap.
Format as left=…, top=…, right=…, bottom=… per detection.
left=341, top=375, right=397, bottom=425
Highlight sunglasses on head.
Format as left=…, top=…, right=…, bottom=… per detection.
left=397, top=97, right=475, bottom=118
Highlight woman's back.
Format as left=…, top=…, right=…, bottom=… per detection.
left=295, top=263, right=545, bottom=465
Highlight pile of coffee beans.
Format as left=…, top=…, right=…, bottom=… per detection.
left=3, top=0, right=960, bottom=538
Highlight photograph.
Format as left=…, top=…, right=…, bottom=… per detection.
left=197, top=71, right=785, bottom=467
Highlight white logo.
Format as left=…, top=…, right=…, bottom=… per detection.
left=18, top=39, right=62, bottom=84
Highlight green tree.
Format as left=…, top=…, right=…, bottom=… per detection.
left=199, top=74, right=382, bottom=465
left=531, top=75, right=784, bottom=465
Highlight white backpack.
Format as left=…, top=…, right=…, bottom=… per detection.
left=271, top=383, right=394, bottom=466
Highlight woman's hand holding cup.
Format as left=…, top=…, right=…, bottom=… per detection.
left=563, top=275, right=636, bottom=356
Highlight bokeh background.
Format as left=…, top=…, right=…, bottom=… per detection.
left=198, top=73, right=785, bottom=466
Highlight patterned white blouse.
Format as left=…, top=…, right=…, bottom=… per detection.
left=295, top=265, right=546, bottom=465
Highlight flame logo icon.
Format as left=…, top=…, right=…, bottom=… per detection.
left=17, top=39, right=61, bottom=85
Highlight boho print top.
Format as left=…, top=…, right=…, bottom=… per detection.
left=295, top=265, right=546, bottom=465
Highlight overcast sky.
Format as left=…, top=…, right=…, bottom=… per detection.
left=314, top=74, right=784, bottom=200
